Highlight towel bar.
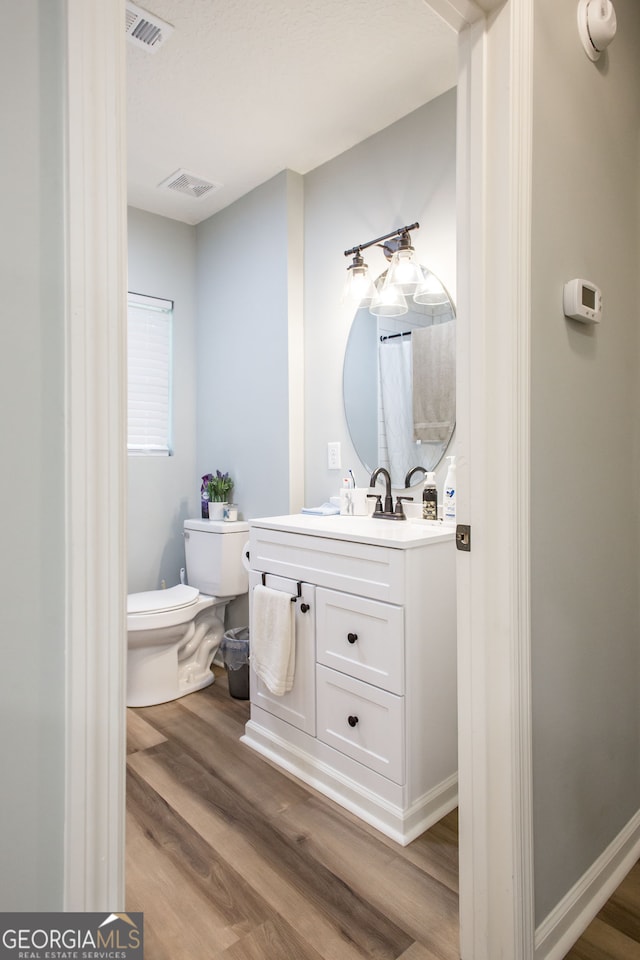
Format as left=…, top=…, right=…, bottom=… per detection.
left=259, top=574, right=310, bottom=612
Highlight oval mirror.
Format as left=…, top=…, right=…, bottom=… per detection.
left=343, top=268, right=456, bottom=487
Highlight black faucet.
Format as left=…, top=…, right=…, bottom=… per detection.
left=369, top=467, right=412, bottom=520
left=370, top=467, right=393, bottom=514
left=404, top=465, right=427, bottom=488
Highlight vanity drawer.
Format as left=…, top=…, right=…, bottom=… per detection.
left=249, top=528, right=405, bottom=603
left=316, top=664, right=404, bottom=784
left=316, top=588, right=404, bottom=694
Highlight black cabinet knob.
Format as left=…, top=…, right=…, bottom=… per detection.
left=300, top=603, right=310, bottom=613
left=347, top=715, right=359, bottom=727
left=347, top=632, right=358, bottom=644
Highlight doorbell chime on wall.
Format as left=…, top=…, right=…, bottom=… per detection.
left=577, top=0, right=617, bottom=61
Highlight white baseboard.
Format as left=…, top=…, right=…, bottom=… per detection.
left=242, top=719, right=457, bottom=846
left=534, top=808, right=640, bottom=960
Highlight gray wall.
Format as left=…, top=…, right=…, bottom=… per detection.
left=530, top=0, right=640, bottom=924
left=195, top=170, right=303, bottom=521
left=127, top=104, right=455, bottom=609
left=127, top=208, right=198, bottom=593
left=303, top=91, right=457, bottom=506
left=0, top=0, right=66, bottom=908
left=7, top=1, right=640, bottom=932
left=128, top=101, right=455, bottom=593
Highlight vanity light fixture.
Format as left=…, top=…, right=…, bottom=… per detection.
left=369, top=279, right=409, bottom=317
left=413, top=268, right=449, bottom=307
left=382, top=230, right=424, bottom=294
left=343, top=221, right=420, bottom=316
left=343, top=250, right=377, bottom=302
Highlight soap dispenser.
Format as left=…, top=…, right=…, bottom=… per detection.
left=422, top=472, right=438, bottom=520
left=443, top=456, right=456, bottom=522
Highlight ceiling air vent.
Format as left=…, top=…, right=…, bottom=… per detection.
left=125, top=2, right=174, bottom=53
left=158, top=169, right=223, bottom=200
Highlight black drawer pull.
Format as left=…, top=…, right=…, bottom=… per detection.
left=347, top=715, right=359, bottom=727
left=300, top=603, right=310, bottom=613
left=347, top=632, right=358, bottom=644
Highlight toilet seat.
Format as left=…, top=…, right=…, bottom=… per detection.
left=128, top=583, right=199, bottom=616
left=127, top=584, right=215, bottom=633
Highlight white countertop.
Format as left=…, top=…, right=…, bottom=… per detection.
left=249, top=513, right=455, bottom=549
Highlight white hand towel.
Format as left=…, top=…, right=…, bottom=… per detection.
left=251, top=585, right=296, bottom=696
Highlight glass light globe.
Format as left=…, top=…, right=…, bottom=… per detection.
left=413, top=270, right=449, bottom=306
left=385, top=247, right=424, bottom=294
left=342, top=253, right=377, bottom=303
left=369, top=280, right=408, bottom=317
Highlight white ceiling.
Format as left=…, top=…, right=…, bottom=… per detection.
left=127, top=0, right=458, bottom=225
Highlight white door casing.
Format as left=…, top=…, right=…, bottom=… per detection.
left=64, top=0, right=128, bottom=910
left=62, top=2, right=539, bottom=958
left=455, top=2, right=534, bottom=958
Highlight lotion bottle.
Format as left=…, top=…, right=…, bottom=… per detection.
left=422, top=472, right=438, bottom=520
left=443, top=456, right=456, bottom=521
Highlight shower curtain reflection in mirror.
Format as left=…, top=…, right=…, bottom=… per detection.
left=378, top=335, right=416, bottom=477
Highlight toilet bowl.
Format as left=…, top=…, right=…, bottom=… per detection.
left=126, top=519, right=249, bottom=707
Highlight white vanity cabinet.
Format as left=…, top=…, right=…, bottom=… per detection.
left=315, top=587, right=404, bottom=694
left=248, top=571, right=316, bottom=735
left=241, top=514, right=457, bottom=846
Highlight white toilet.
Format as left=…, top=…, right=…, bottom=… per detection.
left=126, top=518, right=249, bottom=707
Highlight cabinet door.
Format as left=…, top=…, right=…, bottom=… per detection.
left=249, top=572, right=316, bottom=735
left=316, top=665, right=404, bottom=784
left=316, top=588, right=404, bottom=694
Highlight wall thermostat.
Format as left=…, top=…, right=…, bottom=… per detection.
left=563, top=279, right=602, bottom=324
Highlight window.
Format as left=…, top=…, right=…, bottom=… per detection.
left=127, top=292, right=173, bottom=455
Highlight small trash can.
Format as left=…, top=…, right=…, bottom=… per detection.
left=220, top=626, right=250, bottom=700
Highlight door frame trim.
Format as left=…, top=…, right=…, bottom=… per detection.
left=62, top=2, right=537, bottom=956
left=455, top=2, right=534, bottom=957
left=63, top=0, right=128, bottom=909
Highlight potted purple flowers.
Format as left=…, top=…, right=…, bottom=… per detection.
left=204, top=470, right=233, bottom=520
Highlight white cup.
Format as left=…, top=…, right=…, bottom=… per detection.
left=340, top=488, right=368, bottom=516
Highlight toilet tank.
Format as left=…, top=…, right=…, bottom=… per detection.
left=183, top=519, right=250, bottom=597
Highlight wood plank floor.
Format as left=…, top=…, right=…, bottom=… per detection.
left=563, top=859, right=640, bottom=960
left=126, top=667, right=640, bottom=960
left=126, top=666, right=459, bottom=960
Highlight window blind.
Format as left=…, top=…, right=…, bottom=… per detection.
left=127, top=292, right=173, bottom=455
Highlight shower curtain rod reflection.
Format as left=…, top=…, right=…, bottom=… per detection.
left=380, top=330, right=413, bottom=342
